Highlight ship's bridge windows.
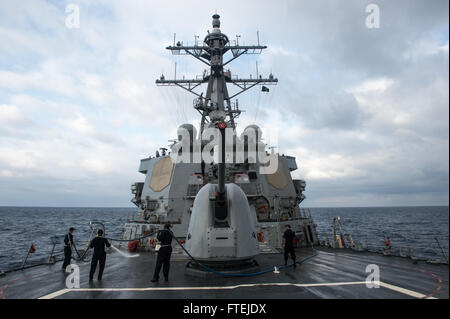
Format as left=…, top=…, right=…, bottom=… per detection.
left=234, top=173, right=249, bottom=183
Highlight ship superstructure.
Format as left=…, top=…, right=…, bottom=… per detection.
left=122, top=14, right=319, bottom=251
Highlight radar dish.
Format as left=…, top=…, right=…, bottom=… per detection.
left=265, top=158, right=288, bottom=190
left=149, top=157, right=174, bottom=192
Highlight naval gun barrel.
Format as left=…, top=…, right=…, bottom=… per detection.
left=217, top=123, right=226, bottom=201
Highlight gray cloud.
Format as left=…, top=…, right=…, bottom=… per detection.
left=0, top=0, right=448, bottom=207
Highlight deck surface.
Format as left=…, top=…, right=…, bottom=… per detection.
left=0, top=247, right=448, bottom=299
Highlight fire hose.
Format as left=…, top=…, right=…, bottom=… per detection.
left=169, top=230, right=319, bottom=278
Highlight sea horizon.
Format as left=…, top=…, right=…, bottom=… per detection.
left=0, top=206, right=448, bottom=271
left=0, top=204, right=448, bottom=209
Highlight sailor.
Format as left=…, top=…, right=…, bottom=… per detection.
left=89, top=229, right=111, bottom=281
left=62, top=227, right=75, bottom=270
left=151, top=222, right=173, bottom=282
left=282, top=224, right=296, bottom=268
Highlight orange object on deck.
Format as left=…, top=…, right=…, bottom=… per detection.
left=149, top=238, right=157, bottom=249
left=257, top=230, right=264, bottom=243
left=128, top=240, right=139, bottom=252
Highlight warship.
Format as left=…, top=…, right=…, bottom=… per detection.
left=122, top=14, right=317, bottom=256
left=0, top=14, right=448, bottom=301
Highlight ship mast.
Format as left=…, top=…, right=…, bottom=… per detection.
left=156, top=14, right=278, bottom=132
left=156, top=14, right=277, bottom=209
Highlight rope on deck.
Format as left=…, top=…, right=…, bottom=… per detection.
left=171, top=231, right=319, bottom=277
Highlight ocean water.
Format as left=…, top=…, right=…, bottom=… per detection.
left=312, top=206, right=449, bottom=261
left=0, top=207, right=130, bottom=272
left=0, top=206, right=448, bottom=271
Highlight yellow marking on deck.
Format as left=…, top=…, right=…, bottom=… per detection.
left=38, top=281, right=438, bottom=299
left=39, top=288, right=71, bottom=299
left=378, top=281, right=437, bottom=299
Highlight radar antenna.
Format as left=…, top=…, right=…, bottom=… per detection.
left=155, top=14, right=277, bottom=212
left=155, top=14, right=278, bottom=133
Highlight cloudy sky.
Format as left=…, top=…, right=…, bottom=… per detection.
left=0, top=0, right=448, bottom=207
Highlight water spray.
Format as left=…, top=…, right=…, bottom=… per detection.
left=110, top=244, right=140, bottom=258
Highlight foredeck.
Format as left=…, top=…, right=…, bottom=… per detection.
left=1, top=247, right=448, bottom=299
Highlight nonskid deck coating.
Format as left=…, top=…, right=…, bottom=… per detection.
left=0, top=247, right=448, bottom=299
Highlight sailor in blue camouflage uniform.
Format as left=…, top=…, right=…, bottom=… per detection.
left=151, top=223, right=173, bottom=282
left=282, top=224, right=296, bottom=267
left=89, top=229, right=111, bottom=281
left=62, top=227, right=75, bottom=270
